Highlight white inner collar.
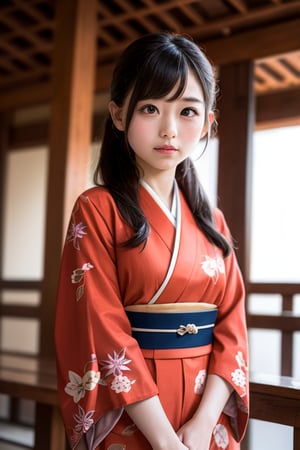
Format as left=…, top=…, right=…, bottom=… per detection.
left=140, top=179, right=177, bottom=225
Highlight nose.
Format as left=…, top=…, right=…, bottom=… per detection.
left=159, top=116, right=177, bottom=139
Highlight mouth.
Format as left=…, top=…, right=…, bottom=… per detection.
left=154, top=145, right=178, bottom=153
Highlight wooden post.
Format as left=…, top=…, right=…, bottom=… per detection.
left=40, top=0, right=97, bottom=357
left=217, top=61, right=255, bottom=276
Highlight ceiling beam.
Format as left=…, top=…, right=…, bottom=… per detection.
left=0, top=17, right=300, bottom=109
left=202, top=18, right=300, bottom=65
left=95, top=17, right=300, bottom=91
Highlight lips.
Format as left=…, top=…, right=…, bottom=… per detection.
left=154, top=145, right=178, bottom=153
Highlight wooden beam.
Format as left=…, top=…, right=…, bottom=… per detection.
left=96, top=18, right=300, bottom=92
left=9, top=121, right=49, bottom=149
left=217, top=61, right=255, bottom=275
left=247, top=282, right=300, bottom=295
left=40, top=0, right=97, bottom=357
left=0, top=305, right=40, bottom=318
left=256, top=87, right=300, bottom=128
left=0, top=82, right=51, bottom=112
left=247, top=314, right=300, bottom=330
left=202, top=17, right=300, bottom=65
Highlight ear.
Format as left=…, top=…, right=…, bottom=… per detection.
left=201, top=111, right=215, bottom=138
left=109, top=101, right=125, bottom=131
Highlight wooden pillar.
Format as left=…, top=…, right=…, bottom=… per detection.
left=0, top=113, right=11, bottom=283
left=40, top=0, right=97, bottom=357
left=217, top=61, right=255, bottom=276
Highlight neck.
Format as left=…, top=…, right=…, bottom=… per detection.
left=141, top=174, right=175, bottom=210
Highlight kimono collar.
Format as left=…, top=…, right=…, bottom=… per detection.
left=140, top=179, right=177, bottom=225
left=140, top=180, right=182, bottom=304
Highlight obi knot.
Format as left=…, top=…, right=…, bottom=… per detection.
left=177, top=323, right=198, bottom=336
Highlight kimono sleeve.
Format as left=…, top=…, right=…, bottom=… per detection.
left=55, top=189, right=158, bottom=449
left=208, top=208, right=249, bottom=442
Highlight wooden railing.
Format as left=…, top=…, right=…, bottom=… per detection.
left=1, top=353, right=300, bottom=449
left=0, top=353, right=66, bottom=450
left=249, top=372, right=300, bottom=449
left=246, top=282, right=300, bottom=376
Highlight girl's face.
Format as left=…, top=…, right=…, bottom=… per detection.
left=110, top=69, right=214, bottom=180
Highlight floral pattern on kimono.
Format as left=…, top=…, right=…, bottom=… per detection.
left=55, top=185, right=249, bottom=449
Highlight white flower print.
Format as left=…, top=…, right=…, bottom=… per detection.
left=213, top=424, right=229, bottom=449
left=236, top=351, right=247, bottom=370
left=73, top=404, right=95, bottom=434
left=201, top=255, right=225, bottom=284
left=65, top=371, right=85, bottom=403
left=231, top=351, right=248, bottom=397
left=194, top=369, right=207, bottom=394
left=65, top=369, right=100, bottom=403
left=71, top=262, right=94, bottom=301
left=231, top=368, right=246, bottom=389
left=65, top=354, right=102, bottom=403
left=111, top=375, right=135, bottom=393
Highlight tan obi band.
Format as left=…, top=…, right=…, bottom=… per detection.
left=125, top=303, right=217, bottom=349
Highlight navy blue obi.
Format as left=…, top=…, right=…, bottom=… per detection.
left=125, top=303, right=218, bottom=350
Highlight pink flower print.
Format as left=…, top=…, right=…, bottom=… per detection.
left=71, top=262, right=94, bottom=301
left=67, top=221, right=87, bottom=250
left=213, top=424, right=229, bottom=449
left=111, top=375, right=135, bottom=393
left=70, top=429, right=83, bottom=448
left=100, top=348, right=136, bottom=394
left=201, top=255, right=225, bottom=284
left=80, top=194, right=89, bottom=203
left=73, top=405, right=95, bottom=434
left=194, top=369, right=207, bottom=394
left=101, top=348, right=132, bottom=377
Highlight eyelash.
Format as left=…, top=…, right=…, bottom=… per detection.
left=181, top=107, right=198, bottom=117
left=139, top=104, right=198, bottom=116
left=140, top=104, right=157, bottom=114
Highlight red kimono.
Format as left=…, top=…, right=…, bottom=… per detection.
left=55, top=183, right=249, bottom=450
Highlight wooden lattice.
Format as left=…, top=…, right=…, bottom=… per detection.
left=0, top=0, right=300, bottom=96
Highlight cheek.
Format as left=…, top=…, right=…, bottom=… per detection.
left=182, top=121, right=205, bottom=142
left=127, top=117, right=151, bottom=149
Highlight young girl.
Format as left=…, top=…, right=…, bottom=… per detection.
left=55, top=32, right=249, bottom=450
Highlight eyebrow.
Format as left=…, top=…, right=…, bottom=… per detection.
left=181, top=96, right=203, bottom=103
left=166, top=95, right=203, bottom=103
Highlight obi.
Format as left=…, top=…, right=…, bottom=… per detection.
left=125, top=302, right=218, bottom=350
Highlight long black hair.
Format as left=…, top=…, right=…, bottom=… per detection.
left=94, top=32, right=231, bottom=256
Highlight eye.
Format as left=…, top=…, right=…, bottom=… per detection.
left=181, top=107, right=198, bottom=117
left=140, top=104, right=158, bottom=114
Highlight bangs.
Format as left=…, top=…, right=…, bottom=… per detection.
left=123, top=38, right=195, bottom=132
left=132, top=49, right=188, bottom=102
